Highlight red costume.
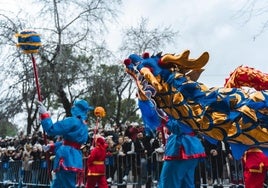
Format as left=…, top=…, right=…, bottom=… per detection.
left=242, top=147, right=268, bottom=188
left=86, top=136, right=108, bottom=188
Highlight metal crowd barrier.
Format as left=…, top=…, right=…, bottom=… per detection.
left=0, top=152, right=250, bottom=188
left=0, top=159, right=50, bottom=188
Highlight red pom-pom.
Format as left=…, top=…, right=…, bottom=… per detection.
left=142, top=52, right=150, bottom=59
left=124, top=58, right=132, bottom=66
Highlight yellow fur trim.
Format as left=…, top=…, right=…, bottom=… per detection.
left=16, top=42, right=42, bottom=47
left=15, top=33, right=40, bottom=38
left=92, top=161, right=104, bottom=165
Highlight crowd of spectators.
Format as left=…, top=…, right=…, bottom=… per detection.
left=0, top=122, right=242, bottom=187
left=0, top=122, right=159, bottom=185
left=0, top=131, right=48, bottom=184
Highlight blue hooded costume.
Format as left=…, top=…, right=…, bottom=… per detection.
left=40, top=99, right=93, bottom=188
left=158, top=117, right=206, bottom=188
left=139, top=99, right=206, bottom=188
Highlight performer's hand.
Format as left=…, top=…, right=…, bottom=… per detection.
left=42, top=145, right=50, bottom=152
left=36, top=100, right=50, bottom=120
left=36, top=101, right=48, bottom=114
left=210, top=149, right=218, bottom=156
left=228, top=153, right=233, bottom=160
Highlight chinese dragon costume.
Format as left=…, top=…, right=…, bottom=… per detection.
left=123, top=50, right=268, bottom=187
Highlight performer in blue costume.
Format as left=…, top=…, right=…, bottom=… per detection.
left=139, top=97, right=206, bottom=188
left=37, top=99, right=93, bottom=188
left=158, top=118, right=206, bottom=188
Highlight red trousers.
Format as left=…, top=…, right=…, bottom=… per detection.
left=244, top=171, right=266, bottom=188
left=86, top=175, right=108, bottom=188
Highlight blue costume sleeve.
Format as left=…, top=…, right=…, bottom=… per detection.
left=41, top=117, right=88, bottom=144
left=138, top=99, right=161, bottom=132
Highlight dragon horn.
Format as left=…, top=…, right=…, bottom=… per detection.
left=160, top=50, right=209, bottom=70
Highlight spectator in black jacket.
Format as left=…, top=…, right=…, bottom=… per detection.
left=151, top=131, right=165, bottom=182
left=134, top=132, right=153, bottom=188
left=121, top=135, right=135, bottom=182
left=203, top=140, right=232, bottom=186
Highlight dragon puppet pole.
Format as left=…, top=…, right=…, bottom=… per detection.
left=31, top=52, right=52, bottom=180
left=15, top=30, right=50, bottom=178
left=31, top=54, right=50, bottom=169
left=30, top=53, right=48, bottom=142
left=93, top=106, right=106, bottom=147
left=31, top=54, right=42, bottom=102
left=15, top=30, right=47, bottom=142
left=93, top=116, right=100, bottom=147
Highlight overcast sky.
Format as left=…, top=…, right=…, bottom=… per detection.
left=108, top=0, right=268, bottom=88
left=1, top=0, right=268, bottom=129
left=1, top=0, right=268, bottom=88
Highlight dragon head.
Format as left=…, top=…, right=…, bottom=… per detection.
left=124, top=50, right=210, bottom=101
